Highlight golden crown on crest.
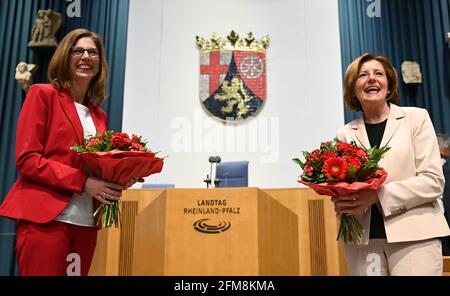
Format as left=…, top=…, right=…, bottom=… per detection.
left=196, top=30, right=270, bottom=53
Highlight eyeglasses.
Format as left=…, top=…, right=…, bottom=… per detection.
left=70, top=47, right=99, bottom=58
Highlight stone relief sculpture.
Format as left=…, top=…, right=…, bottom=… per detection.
left=401, top=61, right=422, bottom=84
left=28, top=9, right=62, bottom=48
left=15, top=62, right=37, bottom=92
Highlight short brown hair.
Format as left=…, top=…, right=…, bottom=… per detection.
left=343, top=53, right=399, bottom=112
left=48, top=28, right=108, bottom=106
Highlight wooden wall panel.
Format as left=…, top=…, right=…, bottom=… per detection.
left=119, top=201, right=138, bottom=275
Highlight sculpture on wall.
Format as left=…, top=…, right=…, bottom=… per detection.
left=15, top=62, right=37, bottom=92
left=28, top=9, right=62, bottom=48
left=401, top=61, right=422, bottom=84
left=196, top=31, right=270, bottom=122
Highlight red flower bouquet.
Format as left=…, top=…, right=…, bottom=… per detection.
left=293, top=138, right=389, bottom=243
left=71, top=131, right=164, bottom=228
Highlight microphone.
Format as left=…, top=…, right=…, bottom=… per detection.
left=208, top=156, right=215, bottom=187
left=206, top=156, right=221, bottom=188
left=209, top=156, right=221, bottom=163
left=208, top=156, right=221, bottom=187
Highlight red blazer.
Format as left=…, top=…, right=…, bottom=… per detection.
left=0, top=84, right=107, bottom=223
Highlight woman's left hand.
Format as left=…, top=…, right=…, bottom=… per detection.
left=332, top=189, right=379, bottom=215
left=123, top=177, right=145, bottom=189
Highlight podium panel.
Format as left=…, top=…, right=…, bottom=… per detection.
left=133, top=188, right=299, bottom=275
left=89, top=189, right=164, bottom=276
left=264, top=188, right=344, bottom=275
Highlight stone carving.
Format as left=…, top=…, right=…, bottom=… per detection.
left=15, top=62, right=37, bottom=92
left=401, top=61, right=422, bottom=84
left=28, top=9, right=62, bottom=48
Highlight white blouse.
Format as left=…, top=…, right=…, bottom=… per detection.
left=55, top=102, right=97, bottom=227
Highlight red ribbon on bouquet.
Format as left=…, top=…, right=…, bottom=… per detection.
left=298, top=173, right=387, bottom=197
left=78, top=150, right=164, bottom=186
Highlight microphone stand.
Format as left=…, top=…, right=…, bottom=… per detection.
left=204, top=175, right=211, bottom=188
left=213, top=164, right=221, bottom=188
left=205, top=156, right=222, bottom=188
left=204, top=161, right=213, bottom=188
left=214, top=156, right=221, bottom=188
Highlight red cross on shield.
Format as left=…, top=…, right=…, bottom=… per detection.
left=199, top=50, right=232, bottom=101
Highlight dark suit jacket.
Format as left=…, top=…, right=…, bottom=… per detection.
left=443, top=163, right=450, bottom=222
left=0, top=84, right=107, bottom=223
left=442, top=162, right=450, bottom=255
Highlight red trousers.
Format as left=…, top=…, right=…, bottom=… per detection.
left=16, top=220, right=97, bottom=276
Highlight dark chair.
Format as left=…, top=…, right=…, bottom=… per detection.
left=215, top=161, right=249, bottom=188
left=142, top=183, right=175, bottom=188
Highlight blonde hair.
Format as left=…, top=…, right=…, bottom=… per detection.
left=343, top=53, right=399, bottom=112
left=48, top=28, right=108, bottom=106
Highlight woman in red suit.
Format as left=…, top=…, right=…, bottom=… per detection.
left=0, top=29, right=124, bottom=275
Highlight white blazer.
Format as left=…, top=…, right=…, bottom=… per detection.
left=337, top=104, right=450, bottom=244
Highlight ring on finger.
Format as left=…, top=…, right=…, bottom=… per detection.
left=101, top=192, right=107, bottom=199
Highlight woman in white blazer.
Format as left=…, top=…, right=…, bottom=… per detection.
left=334, top=53, right=450, bottom=275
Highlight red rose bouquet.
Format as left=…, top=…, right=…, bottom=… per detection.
left=293, top=138, right=389, bottom=243
left=71, top=131, right=164, bottom=228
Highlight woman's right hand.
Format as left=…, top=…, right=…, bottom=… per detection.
left=83, top=176, right=123, bottom=205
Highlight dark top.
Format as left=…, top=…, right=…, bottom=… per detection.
left=365, top=119, right=387, bottom=239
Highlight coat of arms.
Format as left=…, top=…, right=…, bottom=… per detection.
left=196, top=31, right=269, bottom=122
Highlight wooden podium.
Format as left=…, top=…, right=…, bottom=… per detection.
left=133, top=188, right=298, bottom=275
left=89, top=188, right=344, bottom=276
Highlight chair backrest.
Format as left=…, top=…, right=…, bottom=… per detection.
left=141, top=183, right=175, bottom=188
left=215, top=161, right=249, bottom=188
